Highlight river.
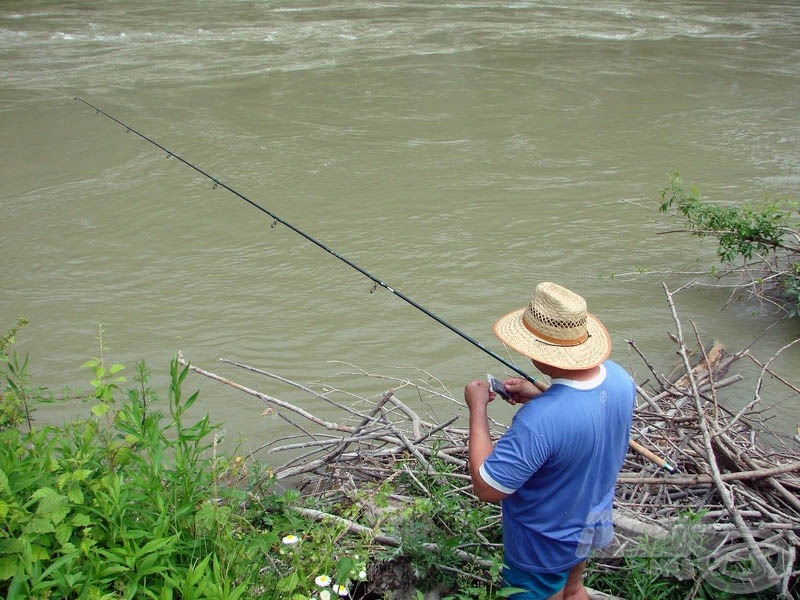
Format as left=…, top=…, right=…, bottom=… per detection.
left=2, top=0, right=799, bottom=449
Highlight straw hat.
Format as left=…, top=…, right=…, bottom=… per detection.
left=493, top=282, right=611, bottom=370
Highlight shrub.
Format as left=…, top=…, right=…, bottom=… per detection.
left=659, top=173, right=799, bottom=315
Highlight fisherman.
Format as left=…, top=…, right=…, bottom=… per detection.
left=465, top=282, right=635, bottom=600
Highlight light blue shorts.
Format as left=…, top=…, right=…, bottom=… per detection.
left=502, top=563, right=570, bottom=600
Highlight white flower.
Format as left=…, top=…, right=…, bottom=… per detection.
left=281, top=534, right=299, bottom=545
left=315, top=575, right=331, bottom=587
left=332, top=584, right=349, bottom=597
left=320, top=591, right=331, bottom=600
left=358, top=569, right=367, bottom=580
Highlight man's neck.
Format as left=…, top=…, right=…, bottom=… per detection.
left=548, top=365, right=601, bottom=381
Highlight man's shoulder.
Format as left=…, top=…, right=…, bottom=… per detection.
left=513, top=387, right=573, bottom=422
left=603, top=360, right=634, bottom=384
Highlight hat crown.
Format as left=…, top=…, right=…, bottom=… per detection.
left=522, top=282, right=589, bottom=346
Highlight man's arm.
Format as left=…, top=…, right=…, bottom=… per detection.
left=464, top=380, right=509, bottom=504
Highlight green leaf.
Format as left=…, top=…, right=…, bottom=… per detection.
left=0, top=556, right=19, bottom=580
left=0, top=500, right=8, bottom=520
left=0, top=471, right=9, bottom=495
left=336, top=556, right=355, bottom=582
left=109, top=363, right=125, bottom=375
left=71, top=513, right=92, bottom=527
left=24, top=517, right=54, bottom=534
left=91, top=403, right=111, bottom=417
left=137, top=534, right=178, bottom=558
left=194, top=503, right=216, bottom=533
left=277, top=571, right=300, bottom=593
left=71, top=469, right=93, bottom=483
left=0, top=539, right=25, bottom=555
left=36, top=491, right=68, bottom=517
left=30, top=543, right=49, bottom=561
left=67, top=487, right=84, bottom=505
left=183, top=390, right=200, bottom=412
left=55, top=523, right=73, bottom=546
left=31, top=487, right=57, bottom=501
left=498, top=587, right=528, bottom=598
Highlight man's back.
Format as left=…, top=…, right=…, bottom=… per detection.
left=481, top=360, right=635, bottom=573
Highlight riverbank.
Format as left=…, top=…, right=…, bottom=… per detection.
left=2, top=286, right=798, bottom=598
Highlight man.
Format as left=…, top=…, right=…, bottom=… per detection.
left=465, top=282, right=635, bottom=600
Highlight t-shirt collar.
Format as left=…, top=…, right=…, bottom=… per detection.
left=550, top=363, right=607, bottom=390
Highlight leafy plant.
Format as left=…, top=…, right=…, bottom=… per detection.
left=0, top=318, right=33, bottom=430
left=0, top=346, right=266, bottom=597
left=0, top=326, right=391, bottom=598
left=659, top=173, right=799, bottom=315
left=659, top=173, right=793, bottom=263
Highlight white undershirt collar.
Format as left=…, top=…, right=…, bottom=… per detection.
left=550, top=363, right=607, bottom=390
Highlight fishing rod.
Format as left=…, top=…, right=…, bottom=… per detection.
left=74, top=96, right=540, bottom=386
left=75, top=98, right=680, bottom=474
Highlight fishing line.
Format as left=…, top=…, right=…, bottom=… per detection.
left=74, top=97, right=538, bottom=385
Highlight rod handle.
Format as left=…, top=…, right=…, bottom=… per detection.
left=629, top=438, right=677, bottom=474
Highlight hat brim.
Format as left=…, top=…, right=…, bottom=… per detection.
left=493, top=308, right=611, bottom=370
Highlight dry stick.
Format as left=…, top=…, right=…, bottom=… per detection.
left=267, top=430, right=394, bottom=454
left=178, top=355, right=355, bottom=433
left=379, top=405, right=432, bottom=474
left=662, top=283, right=779, bottom=584
left=627, top=338, right=669, bottom=391
left=413, top=415, right=459, bottom=445
left=326, top=360, right=458, bottom=406
left=695, top=336, right=721, bottom=421
left=616, top=461, right=800, bottom=485
left=291, top=506, right=495, bottom=569
left=715, top=337, right=800, bottom=438
left=387, top=394, right=426, bottom=439
left=745, top=351, right=800, bottom=396
left=328, top=390, right=396, bottom=464
left=184, top=362, right=463, bottom=473
left=275, top=446, right=399, bottom=480
left=716, top=436, right=800, bottom=515
left=219, top=358, right=361, bottom=416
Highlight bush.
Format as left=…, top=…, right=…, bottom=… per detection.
left=0, top=325, right=380, bottom=599
left=659, top=173, right=800, bottom=316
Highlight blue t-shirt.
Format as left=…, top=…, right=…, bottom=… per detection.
left=479, top=360, right=635, bottom=573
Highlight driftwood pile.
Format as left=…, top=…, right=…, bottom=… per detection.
left=177, top=285, right=800, bottom=598
left=607, top=284, right=800, bottom=597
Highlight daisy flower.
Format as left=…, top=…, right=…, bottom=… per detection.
left=315, top=575, right=331, bottom=587
left=281, top=534, right=299, bottom=545
left=332, top=584, right=349, bottom=597
left=320, top=591, right=331, bottom=600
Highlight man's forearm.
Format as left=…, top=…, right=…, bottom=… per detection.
left=469, top=405, right=494, bottom=476
left=468, top=405, right=502, bottom=502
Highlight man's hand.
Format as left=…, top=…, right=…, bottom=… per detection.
left=464, top=379, right=493, bottom=412
left=502, top=377, right=546, bottom=405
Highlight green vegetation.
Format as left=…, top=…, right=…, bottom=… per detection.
left=0, top=323, right=372, bottom=599
left=659, top=173, right=800, bottom=316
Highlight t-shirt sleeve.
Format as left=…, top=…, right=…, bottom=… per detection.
left=480, top=418, right=550, bottom=494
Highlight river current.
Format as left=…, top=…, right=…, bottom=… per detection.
left=1, top=0, right=799, bottom=446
